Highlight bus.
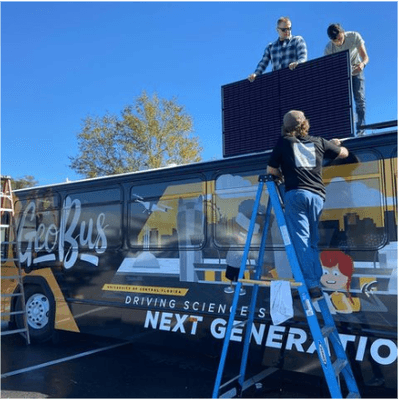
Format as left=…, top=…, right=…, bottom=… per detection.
left=2, top=126, right=397, bottom=394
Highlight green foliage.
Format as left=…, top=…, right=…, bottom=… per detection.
left=10, top=175, right=38, bottom=189
left=69, top=91, right=203, bottom=178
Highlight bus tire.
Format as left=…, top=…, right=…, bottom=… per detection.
left=15, top=284, right=55, bottom=343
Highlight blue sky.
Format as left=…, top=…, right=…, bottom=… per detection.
left=2, top=1, right=397, bottom=186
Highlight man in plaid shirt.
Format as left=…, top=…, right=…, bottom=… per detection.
left=248, top=17, right=307, bottom=82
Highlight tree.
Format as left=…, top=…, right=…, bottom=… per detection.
left=69, top=91, right=203, bottom=178
left=10, top=175, right=38, bottom=190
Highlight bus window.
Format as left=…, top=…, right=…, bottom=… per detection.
left=128, top=177, right=206, bottom=250
left=214, top=171, right=266, bottom=248
left=66, top=188, right=122, bottom=249
left=213, top=170, right=292, bottom=279
left=15, top=194, right=60, bottom=268
left=321, top=150, right=387, bottom=250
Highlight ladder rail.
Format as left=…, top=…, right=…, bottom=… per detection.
left=238, top=195, right=272, bottom=389
left=265, top=177, right=359, bottom=398
left=0, top=176, right=31, bottom=345
left=212, top=174, right=360, bottom=398
left=212, top=178, right=266, bottom=398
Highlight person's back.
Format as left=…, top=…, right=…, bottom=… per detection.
left=271, top=133, right=345, bottom=200
left=267, top=110, right=348, bottom=299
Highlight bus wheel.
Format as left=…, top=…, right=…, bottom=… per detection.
left=15, top=285, right=55, bottom=343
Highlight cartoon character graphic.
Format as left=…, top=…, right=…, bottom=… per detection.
left=320, top=250, right=360, bottom=314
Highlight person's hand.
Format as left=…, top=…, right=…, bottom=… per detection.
left=352, top=62, right=365, bottom=74
left=288, top=62, right=299, bottom=70
left=330, top=138, right=342, bottom=146
left=248, top=73, right=257, bottom=82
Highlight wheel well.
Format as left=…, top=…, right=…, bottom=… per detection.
left=12, top=276, right=56, bottom=323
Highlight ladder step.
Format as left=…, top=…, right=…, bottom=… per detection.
left=1, top=275, right=23, bottom=280
left=333, top=358, right=348, bottom=376
left=346, top=392, right=361, bottom=398
left=0, top=224, right=11, bottom=228
left=2, top=310, right=26, bottom=317
left=238, top=278, right=302, bottom=287
left=1, top=328, right=29, bottom=336
left=219, top=374, right=241, bottom=390
left=0, top=208, right=13, bottom=213
left=233, top=320, right=248, bottom=329
left=1, top=241, right=17, bottom=245
left=1, top=293, right=23, bottom=298
left=321, top=325, right=335, bottom=338
left=2, top=258, right=20, bottom=262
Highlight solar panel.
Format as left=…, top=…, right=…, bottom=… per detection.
left=222, top=50, right=354, bottom=158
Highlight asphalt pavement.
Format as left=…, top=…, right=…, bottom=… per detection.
left=1, top=329, right=396, bottom=398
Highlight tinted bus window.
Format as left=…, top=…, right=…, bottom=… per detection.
left=213, top=169, right=292, bottom=280
left=64, top=188, right=122, bottom=250
left=67, top=188, right=121, bottom=205
left=214, top=170, right=267, bottom=248
left=128, top=177, right=206, bottom=250
left=15, top=194, right=60, bottom=267
left=321, top=150, right=386, bottom=250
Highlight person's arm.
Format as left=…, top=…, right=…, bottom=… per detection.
left=289, top=36, right=307, bottom=70
left=296, top=36, right=308, bottom=63
left=337, top=147, right=349, bottom=159
left=266, top=165, right=283, bottom=180
left=352, top=32, right=369, bottom=74
left=330, top=138, right=349, bottom=159
left=352, top=43, right=369, bottom=74
left=248, top=45, right=271, bottom=82
left=324, top=42, right=332, bottom=56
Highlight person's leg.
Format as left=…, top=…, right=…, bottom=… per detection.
left=308, top=193, right=325, bottom=287
left=352, top=73, right=366, bottom=135
left=284, top=190, right=316, bottom=288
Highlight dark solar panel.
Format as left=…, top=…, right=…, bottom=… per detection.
left=222, top=51, right=354, bottom=157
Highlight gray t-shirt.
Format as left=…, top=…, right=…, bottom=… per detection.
left=324, top=31, right=365, bottom=75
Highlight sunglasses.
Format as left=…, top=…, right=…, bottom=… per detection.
left=278, top=27, right=292, bottom=32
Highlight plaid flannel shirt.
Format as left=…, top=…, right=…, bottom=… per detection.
left=254, top=35, right=308, bottom=75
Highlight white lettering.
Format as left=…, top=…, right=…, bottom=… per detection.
left=144, top=311, right=159, bottom=329
left=286, top=328, right=307, bottom=352
left=190, top=316, right=203, bottom=335
left=211, top=318, right=226, bottom=339
left=370, top=339, right=398, bottom=365
left=356, top=336, right=368, bottom=361
left=339, top=334, right=356, bottom=351
left=266, top=325, right=285, bottom=349
left=251, top=324, right=265, bottom=345
left=172, top=314, right=187, bottom=333
left=18, top=196, right=109, bottom=269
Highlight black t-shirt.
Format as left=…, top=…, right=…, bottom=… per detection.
left=268, top=134, right=342, bottom=199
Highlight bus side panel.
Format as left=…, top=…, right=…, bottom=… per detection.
left=12, top=138, right=397, bottom=391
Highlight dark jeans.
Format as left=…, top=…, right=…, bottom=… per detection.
left=352, top=72, right=366, bottom=134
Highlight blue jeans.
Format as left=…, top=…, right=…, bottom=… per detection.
left=284, top=189, right=324, bottom=289
left=352, top=72, right=366, bottom=134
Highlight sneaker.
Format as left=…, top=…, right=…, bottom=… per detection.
left=356, top=130, right=365, bottom=137
left=309, top=286, right=324, bottom=300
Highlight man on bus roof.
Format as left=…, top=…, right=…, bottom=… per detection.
left=248, top=16, right=307, bottom=82
left=324, top=23, right=369, bottom=136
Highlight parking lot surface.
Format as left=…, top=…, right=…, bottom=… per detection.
left=1, top=330, right=396, bottom=398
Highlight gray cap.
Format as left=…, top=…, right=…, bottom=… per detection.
left=283, top=110, right=306, bottom=130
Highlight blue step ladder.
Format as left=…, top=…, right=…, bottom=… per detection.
left=212, top=174, right=360, bottom=399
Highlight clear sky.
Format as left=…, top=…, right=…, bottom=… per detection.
left=2, top=1, right=397, bottom=186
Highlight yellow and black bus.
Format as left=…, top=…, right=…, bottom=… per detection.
left=2, top=126, right=397, bottom=391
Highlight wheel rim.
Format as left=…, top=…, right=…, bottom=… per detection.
left=26, top=293, right=50, bottom=329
